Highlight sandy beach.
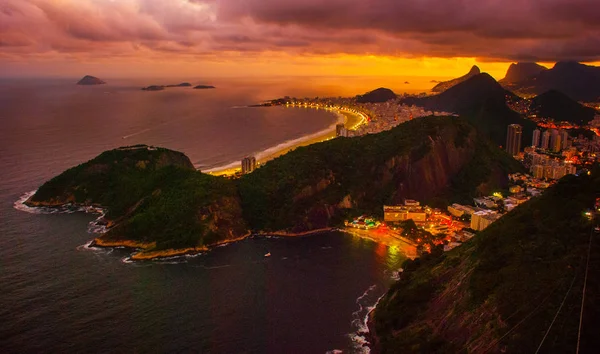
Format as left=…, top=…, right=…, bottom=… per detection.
left=205, top=108, right=366, bottom=176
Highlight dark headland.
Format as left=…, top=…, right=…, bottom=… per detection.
left=77, top=75, right=106, bottom=85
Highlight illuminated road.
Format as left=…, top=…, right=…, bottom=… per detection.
left=343, top=227, right=418, bottom=258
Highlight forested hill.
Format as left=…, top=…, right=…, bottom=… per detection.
left=238, top=116, right=523, bottom=232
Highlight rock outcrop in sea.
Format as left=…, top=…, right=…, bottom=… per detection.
left=77, top=75, right=106, bottom=85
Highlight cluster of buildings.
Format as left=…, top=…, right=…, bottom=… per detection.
left=531, top=128, right=571, bottom=152
left=506, top=125, right=573, bottom=157
left=283, top=96, right=450, bottom=137
left=523, top=149, right=577, bottom=179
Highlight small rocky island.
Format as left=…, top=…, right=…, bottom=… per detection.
left=193, top=85, right=216, bottom=89
left=77, top=75, right=106, bottom=85
left=141, top=83, right=192, bottom=91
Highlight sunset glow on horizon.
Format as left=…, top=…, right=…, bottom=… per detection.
left=2, top=0, right=600, bottom=79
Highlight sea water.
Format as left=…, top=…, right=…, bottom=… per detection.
left=0, top=77, right=411, bottom=353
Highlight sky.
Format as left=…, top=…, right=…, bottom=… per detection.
left=1, top=0, right=600, bottom=79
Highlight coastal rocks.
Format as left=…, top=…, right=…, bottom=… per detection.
left=194, top=85, right=216, bottom=89
left=77, top=75, right=106, bottom=85
left=141, top=85, right=165, bottom=91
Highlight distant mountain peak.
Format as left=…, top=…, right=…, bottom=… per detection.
left=431, top=65, right=481, bottom=93
left=501, top=61, right=600, bottom=101
left=500, top=62, right=548, bottom=84
left=468, top=65, right=481, bottom=74
left=356, top=87, right=397, bottom=103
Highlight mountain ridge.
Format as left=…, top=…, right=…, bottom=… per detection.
left=431, top=65, right=480, bottom=93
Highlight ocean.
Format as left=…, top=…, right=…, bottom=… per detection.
left=0, top=77, right=413, bottom=353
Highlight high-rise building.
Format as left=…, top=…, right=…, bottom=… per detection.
left=335, top=123, right=348, bottom=137
left=241, top=156, right=256, bottom=174
left=532, top=128, right=541, bottom=147
left=553, top=135, right=562, bottom=152
left=541, top=130, right=550, bottom=150
left=550, top=129, right=559, bottom=149
left=560, top=130, right=569, bottom=150
left=506, top=124, right=523, bottom=156
left=532, top=165, right=545, bottom=179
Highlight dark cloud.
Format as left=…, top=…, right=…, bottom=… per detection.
left=0, top=0, right=599, bottom=62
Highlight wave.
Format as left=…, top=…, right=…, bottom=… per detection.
left=15, top=191, right=107, bottom=229
left=203, top=110, right=344, bottom=173
left=348, top=284, right=381, bottom=354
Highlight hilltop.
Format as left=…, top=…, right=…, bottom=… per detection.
left=26, top=145, right=247, bottom=255
left=530, top=90, right=598, bottom=125
left=371, top=168, right=600, bottom=353
left=356, top=87, right=397, bottom=103
left=77, top=75, right=106, bottom=85
left=402, top=73, right=536, bottom=146
left=431, top=65, right=480, bottom=93
left=499, top=62, right=548, bottom=84
left=502, top=61, right=600, bottom=101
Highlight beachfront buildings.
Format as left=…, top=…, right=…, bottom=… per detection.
left=336, top=123, right=349, bottom=137
left=241, top=156, right=256, bottom=174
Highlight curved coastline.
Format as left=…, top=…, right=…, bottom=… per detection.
left=203, top=107, right=365, bottom=176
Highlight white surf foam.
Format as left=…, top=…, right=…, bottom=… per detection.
left=347, top=284, right=384, bottom=354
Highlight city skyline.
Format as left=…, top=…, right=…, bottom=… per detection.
left=1, top=0, right=600, bottom=79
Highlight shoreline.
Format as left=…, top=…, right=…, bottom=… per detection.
left=204, top=107, right=365, bottom=176
left=91, top=228, right=337, bottom=261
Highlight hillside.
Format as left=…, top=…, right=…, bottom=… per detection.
left=530, top=90, right=598, bottom=125
left=505, top=61, right=600, bottom=101
left=356, top=87, right=397, bottom=103
left=499, top=62, right=548, bottom=84
left=26, top=145, right=247, bottom=252
left=403, top=73, right=536, bottom=146
left=27, top=117, right=523, bottom=255
left=238, top=116, right=523, bottom=232
left=371, top=169, right=600, bottom=353
left=431, top=65, right=480, bottom=93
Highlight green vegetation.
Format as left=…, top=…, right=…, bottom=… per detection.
left=238, top=116, right=520, bottom=232
left=28, top=145, right=247, bottom=251
left=373, top=168, right=600, bottom=353
left=28, top=116, right=523, bottom=251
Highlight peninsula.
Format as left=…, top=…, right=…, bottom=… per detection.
left=25, top=116, right=521, bottom=259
